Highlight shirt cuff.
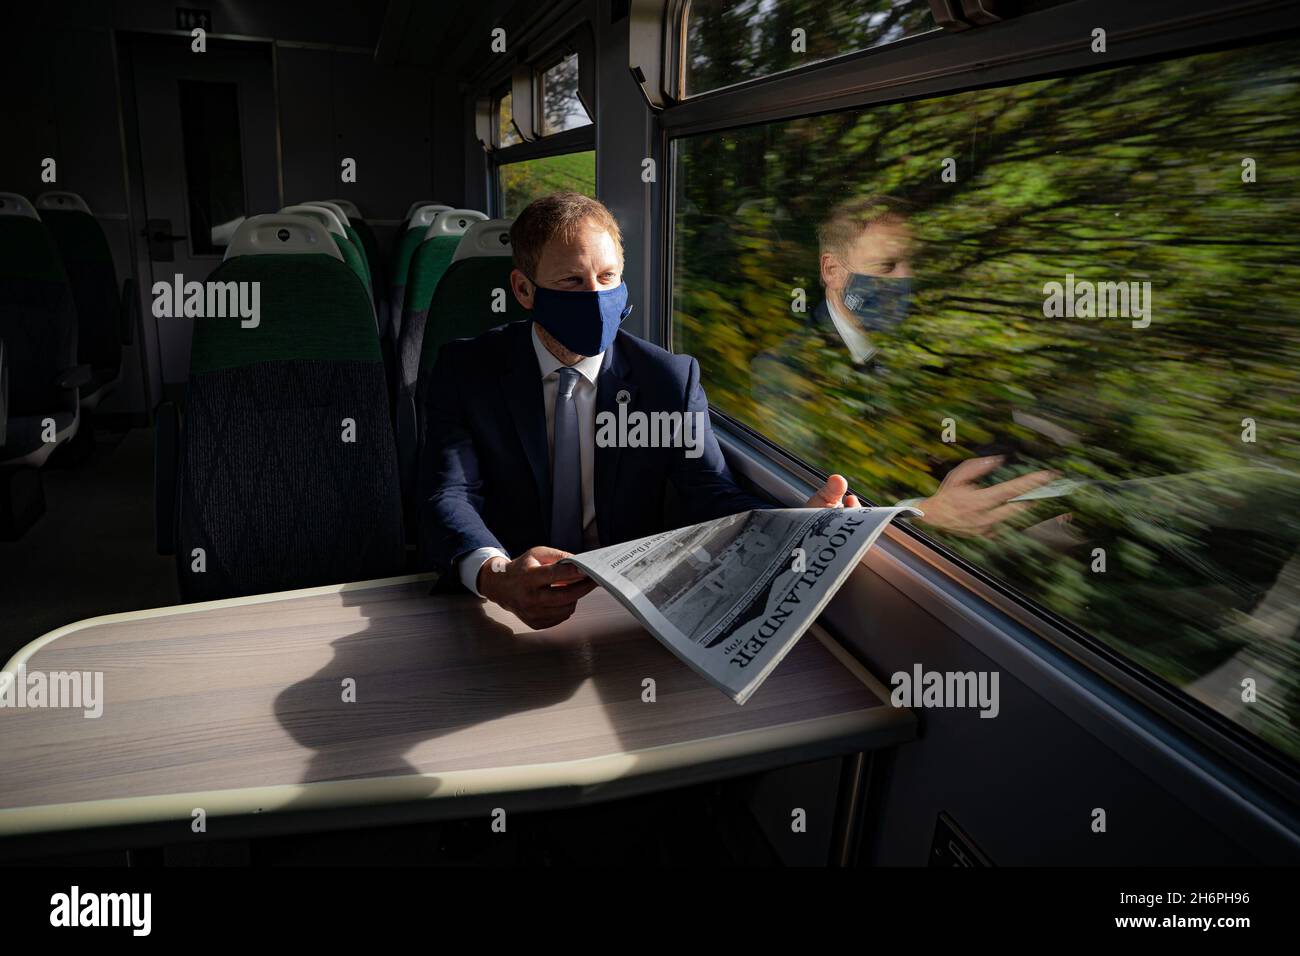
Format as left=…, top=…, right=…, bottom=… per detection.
left=458, top=547, right=509, bottom=597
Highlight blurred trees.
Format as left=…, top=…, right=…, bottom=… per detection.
left=673, top=30, right=1300, bottom=758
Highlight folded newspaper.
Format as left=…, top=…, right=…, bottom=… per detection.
left=561, top=506, right=920, bottom=704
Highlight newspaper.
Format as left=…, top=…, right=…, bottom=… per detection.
left=561, top=506, right=919, bottom=704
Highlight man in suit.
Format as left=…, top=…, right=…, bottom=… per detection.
left=752, top=194, right=1058, bottom=537
left=420, top=192, right=859, bottom=629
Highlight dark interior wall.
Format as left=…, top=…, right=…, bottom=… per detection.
left=277, top=46, right=436, bottom=255
left=823, top=548, right=1297, bottom=866
left=4, top=0, right=452, bottom=407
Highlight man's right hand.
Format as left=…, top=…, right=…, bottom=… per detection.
left=476, top=545, right=598, bottom=630
left=916, top=456, right=1059, bottom=537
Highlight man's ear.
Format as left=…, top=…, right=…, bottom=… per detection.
left=509, top=268, right=535, bottom=310
left=820, top=253, right=845, bottom=293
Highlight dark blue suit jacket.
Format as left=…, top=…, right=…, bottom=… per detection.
left=418, top=319, right=773, bottom=584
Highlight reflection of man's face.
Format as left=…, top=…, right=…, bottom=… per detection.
left=820, top=217, right=914, bottom=308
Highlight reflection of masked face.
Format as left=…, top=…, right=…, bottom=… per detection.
left=841, top=273, right=912, bottom=332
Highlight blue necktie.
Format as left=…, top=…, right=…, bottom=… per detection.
left=550, top=366, right=584, bottom=554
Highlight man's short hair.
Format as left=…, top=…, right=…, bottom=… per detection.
left=817, top=194, right=913, bottom=261
left=510, top=192, right=624, bottom=279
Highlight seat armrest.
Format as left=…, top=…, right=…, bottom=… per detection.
left=56, top=364, right=92, bottom=390
left=155, top=401, right=180, bottom=555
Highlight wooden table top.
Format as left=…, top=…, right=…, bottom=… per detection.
left=0, top=574, right=913, bottom=837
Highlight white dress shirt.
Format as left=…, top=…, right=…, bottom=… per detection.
left=457, top=325, right=604, bottom=595
left=827, top=297, right=878, bottom=364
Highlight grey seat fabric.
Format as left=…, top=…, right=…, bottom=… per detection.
left=0, top=193, right=80, bottom=468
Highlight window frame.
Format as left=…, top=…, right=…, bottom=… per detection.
left=469, top=9, right=598, bottom=218
left=653, top=0, right=1300, bottom=795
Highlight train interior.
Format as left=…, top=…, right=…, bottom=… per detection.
left=1, top=0, right=1298, bottom=869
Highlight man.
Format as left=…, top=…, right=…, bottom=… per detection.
left=420, top=193, right=860, bottom=630
left=752, top=195, right=1057, bottom=537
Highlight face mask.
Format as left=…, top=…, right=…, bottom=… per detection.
left=841, top=273, right=912, bottom=332
left=529, top=280, right=633, bottom=356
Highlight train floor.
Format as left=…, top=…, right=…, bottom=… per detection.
left=1, top=425, right=178, bottom=666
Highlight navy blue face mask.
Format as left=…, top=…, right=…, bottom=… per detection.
left=841, top=273, right=912, bottom=332
left=529, top=280, right=633, bottom=356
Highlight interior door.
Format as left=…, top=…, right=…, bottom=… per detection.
left=124, top=33, right=279, bottom=397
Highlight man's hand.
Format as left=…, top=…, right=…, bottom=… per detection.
left=915, top=456, right=1058, bottom=537
left=805, top=474, right=861, bottom=509
left=476, top=545, right=598, bottom=630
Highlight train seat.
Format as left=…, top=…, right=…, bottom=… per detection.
left=396, top=209, right=489, bottom=398
left=280, top=203, right=372, bottom=302
left=397, top=218, right=524, bottom=517
left=0, top=192, right=85, bottom=537
left=388, top=203, right=451, bottom=345
left=35, top=191, right=124, bottom=412
left=307, top=200, right=375, bottom=300
left=0, top=193, right=83, bottom=469
left=160, top=213, right=403, bottom=600
left=329, top=198, right=385, bottom=306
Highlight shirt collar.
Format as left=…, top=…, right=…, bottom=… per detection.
left=530, top=323, right=604, bottom=386
left=825, top=297, right=877, bottom=364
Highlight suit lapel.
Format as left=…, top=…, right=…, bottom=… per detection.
left=595, top=334, right=637, bottom=547
left=499, top=321, right=551, bottom=538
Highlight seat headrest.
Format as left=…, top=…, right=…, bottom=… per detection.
left=452, top=218, right=514, bottom=262
left=36, top=191, right=92, bottom=215
left=224, top=214, right=344, bottom=262
left=210, top=216, right=246, bottom=247
left=0, top=193, right=40, bottom=220
left=425, top=209, right=488, bottom=240
left=404, top=200, right=447, bottom=221
left=407, top=204, right=452, bottom=230
left=329, top=199, right=362, bottom=220
left=306, top=200, right=351, bottom=227
left=281, top=204, right=346, bottom=238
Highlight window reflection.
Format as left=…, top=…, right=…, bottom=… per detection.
left=684, top=0, right=936, bottom=97
left=673, top=39, right=1300, bottom=760
left=542, top=53, right=591, bottom=135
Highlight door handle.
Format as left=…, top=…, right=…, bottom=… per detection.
left=144, top=218, right=186, bottom=262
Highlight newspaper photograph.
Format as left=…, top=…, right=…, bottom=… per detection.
left=562, top=506, right=920, bottom=704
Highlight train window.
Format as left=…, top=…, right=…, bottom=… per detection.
left=541, top=52, right=591, bottom=135
left=671, top=38, right=1300, bottom=760
left=499, top=150, right=597, bottom=218
left=496, top=88, right=523, bottom=147
left=177, top=80, right=246, bottom=256
left=683, top=0, right=936, bottom=97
